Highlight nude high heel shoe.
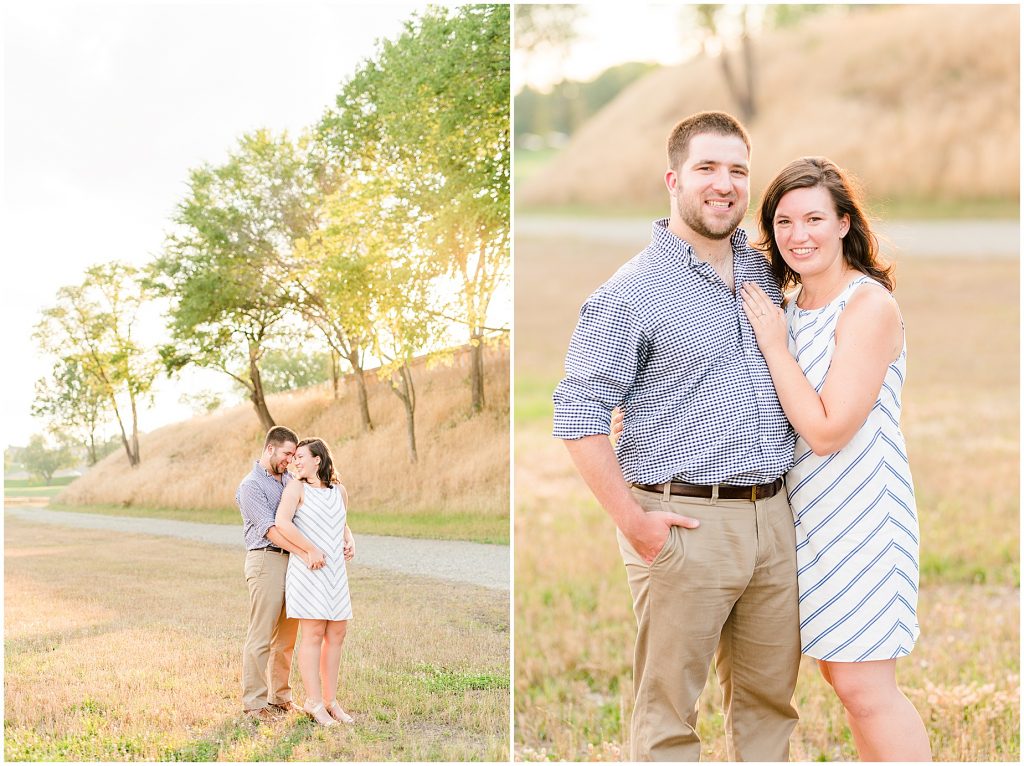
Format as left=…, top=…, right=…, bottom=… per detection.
left=303, top=700, right=338, bottom=727
left=325, top=699, right=354, bottom=724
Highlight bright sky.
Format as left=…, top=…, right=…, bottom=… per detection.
left=514, top=4, right=706, bottom=93
left=1, top=1, right=475, bottom=449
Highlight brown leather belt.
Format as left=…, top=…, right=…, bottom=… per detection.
left=260, top=545, right=288, bottom=554
left=631, top=478, right=784, bottom=502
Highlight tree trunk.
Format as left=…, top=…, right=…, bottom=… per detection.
left=330, top=349, right=340, bottom=400
left=248, top=345, right=277, bottom=431
left=388, top=362, right=417, bottom=464
left=739, top=10, right=756, bottom=121
left=470, top=331, right=485, bottom=412
left=107, top=389, right=137, bottom=468
left=127, top=391, right=141, bottom=467
left=87, top=431, right=98, bottom=466
left=716, top=26, right=756, bottom=122
left=346, top=349, right=373, bottom=433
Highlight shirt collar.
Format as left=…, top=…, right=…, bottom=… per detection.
left=650, top=218, right=750, bottom=266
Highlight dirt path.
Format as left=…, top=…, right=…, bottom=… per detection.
left=516, top=216, right=1019, bottom=258
left=4, top=506, right=508, bottom=591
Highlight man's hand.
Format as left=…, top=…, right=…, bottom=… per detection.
left=610, top=407, right=624, bottom=446
left=304, top=547, right=326, bottom=570
left=624, top=509, right=700, bottom=564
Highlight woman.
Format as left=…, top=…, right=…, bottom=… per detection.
left=274, top=437, right=356, bottom=728
left=740, top=157, right=930, bottom=760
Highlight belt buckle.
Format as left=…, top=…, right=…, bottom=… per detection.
left=751, top=485, right=757, bottom=503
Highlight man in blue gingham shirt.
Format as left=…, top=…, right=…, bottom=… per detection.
left=553, top=112, right=802, bottom=761
left=234, top=426, right=321, bottom=719
left=553, top=221, right=794, bottom=484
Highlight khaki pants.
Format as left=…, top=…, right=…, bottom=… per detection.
left=618, top=487, right=801, bottom=761
left=242, top=548, right=298, bottom=711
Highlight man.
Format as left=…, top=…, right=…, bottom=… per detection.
left=235, top=426, right=324, bottom=720
left=552, top=111, right=801, bottom=761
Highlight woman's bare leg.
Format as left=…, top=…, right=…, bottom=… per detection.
left=321, top=620, right=349, bottom=703
left=823, top=658, right=931, bottom=761
left=298, top=619, right=327, bottom=704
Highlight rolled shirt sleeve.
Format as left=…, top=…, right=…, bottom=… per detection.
left=552, top=289, right=649, bottom=439
left=237, top=481, right=276, bottom=540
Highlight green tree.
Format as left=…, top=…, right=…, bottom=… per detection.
left=34, top=263, right=159, bottom=467
left=151, top=130, right=316, bottom=431
left=21, top=434, right=75, bottom=484
left=368, top=250, right=444, bottom=464
left=287, top=177, right=402, bottom=432
left=31, top=358, right=108, bottom=466
left=321, top=4, right=510, bottom=413
left=247, top=347, right=331, bottom=394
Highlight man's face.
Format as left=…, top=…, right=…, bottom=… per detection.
left=266, top=441, right=296, bottom=476
left=668, top=133, right=750, bottom=240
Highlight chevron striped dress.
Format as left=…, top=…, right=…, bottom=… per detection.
left=285, top=483, right=353, bottom=621
left=785, top=275, right=920, bottom=662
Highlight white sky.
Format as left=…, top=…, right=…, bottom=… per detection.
left=1, top=1, right=490, bottom=448
left=514, top=4, right=706, bottom=93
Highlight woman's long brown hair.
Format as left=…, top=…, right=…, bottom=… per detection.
left=756, top=156, right=893, bottom=292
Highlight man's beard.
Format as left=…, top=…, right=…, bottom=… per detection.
left=677, top=194, right=744, bottom=240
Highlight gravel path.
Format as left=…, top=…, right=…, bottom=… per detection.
left=516, top=216, right=1019, bottom=258
left=4, top=506, right=509, bottom=591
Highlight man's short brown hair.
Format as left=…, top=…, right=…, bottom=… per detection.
left=667, top=111, right=751, bottom=172
left=264, top=426, right=298, bottom=449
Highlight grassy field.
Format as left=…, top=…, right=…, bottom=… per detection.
left=4, top=518, right=509, bottom=761
left=514, top=195, right=1021, bottom=222
left=4, top=477, right=77, bottom=499
left=513, top=233, right=1019, bottom=761
left=515, top=148, right=1019, bottom=221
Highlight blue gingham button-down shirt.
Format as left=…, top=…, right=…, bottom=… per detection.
left=552, top=219, right=796, bottom=485
left=236, top=461, right=293, bottom=550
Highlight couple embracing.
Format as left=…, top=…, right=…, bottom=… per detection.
left=554, top=111, right=931, bottom=761
left=236, top=426, right=356, bottom=728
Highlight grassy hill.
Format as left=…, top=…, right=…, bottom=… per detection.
left=518, top=5, right=1019, bottom=214
left=54, top=343, right=509, bottom=543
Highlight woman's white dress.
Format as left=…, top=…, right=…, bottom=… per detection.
left=285, top=483, right=353, bottom=621
left=785, top=276, right=920, bottom=662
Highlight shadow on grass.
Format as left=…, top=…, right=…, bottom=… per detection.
left=163, top=711, right=322, bottom=761
left=5, top=622, right=122, bottom=656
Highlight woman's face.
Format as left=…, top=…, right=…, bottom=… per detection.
left=290, top=445, right=319, bottom=479
left=772, top=185, right=850, bottom=279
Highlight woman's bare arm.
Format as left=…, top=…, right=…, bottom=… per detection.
left=274, top=481, right=326, bottom=568
left=742, top=281, right=903, bottom=455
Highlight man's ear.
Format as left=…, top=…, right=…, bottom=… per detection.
left=664, top=169, right=678, bottom=195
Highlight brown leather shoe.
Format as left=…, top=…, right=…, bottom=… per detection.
left=268, top=701, right=300, bottom=714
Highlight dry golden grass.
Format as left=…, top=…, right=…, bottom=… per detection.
left=513, top=232, right=1019, bottom=760
left=519, top=5, right=1019, bottom=210
left=56, top=342, right=509, bottom=543
left=4, top=517, right=509, bottom=762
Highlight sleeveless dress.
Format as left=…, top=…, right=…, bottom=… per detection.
left=784, top=275, right=920, bottom=662
left=285, top=483, right=353, bottom=621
